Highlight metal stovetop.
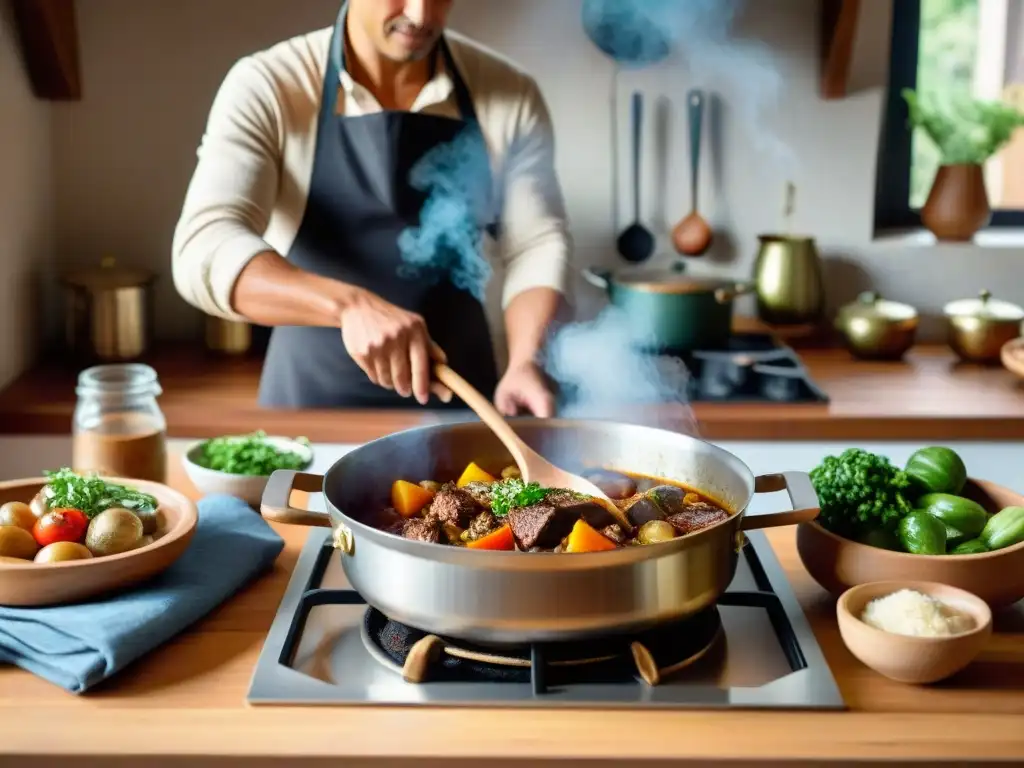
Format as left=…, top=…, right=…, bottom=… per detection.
left=247, top=529, right=844, bottom=710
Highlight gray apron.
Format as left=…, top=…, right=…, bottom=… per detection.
left=258, top=5, right=500, bottom=408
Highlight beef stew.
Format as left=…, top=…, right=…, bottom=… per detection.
left=379, top=462, right=732, bottom=553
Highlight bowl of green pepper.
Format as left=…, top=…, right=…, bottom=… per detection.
left=183, top=431, right=313, bottom=507
left=797, top=446, right=1024, bottom=608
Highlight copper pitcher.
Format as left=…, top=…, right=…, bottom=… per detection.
left=921, top=164, right=991, bottom=242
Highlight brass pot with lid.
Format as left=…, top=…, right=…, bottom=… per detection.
left=944, top=289, right=1024, bottom=364
left=60, top=256, right=155, bottom=362
left=834, top=291, right=919, bottom=360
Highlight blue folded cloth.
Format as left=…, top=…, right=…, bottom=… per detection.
left=0, top=494, right=284, bottom=693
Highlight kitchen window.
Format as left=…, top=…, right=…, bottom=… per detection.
left=875, top=0, right=1024, bottom=230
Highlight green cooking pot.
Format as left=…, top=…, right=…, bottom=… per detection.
left=583, top=262, right=754, bottom=351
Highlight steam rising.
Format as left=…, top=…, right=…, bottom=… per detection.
left=395, top=0, right=791, bottom=428
left=543, top=306, right=699, bottom=434
left=398, top=125, right=493, bottom=301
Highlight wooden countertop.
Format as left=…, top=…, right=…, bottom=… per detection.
left=3, top=342, right=1024, bottom=441
left=1, top=458, right=1023, bottom=766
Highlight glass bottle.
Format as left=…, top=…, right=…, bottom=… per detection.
left=72, top=364, right=167, bottom=482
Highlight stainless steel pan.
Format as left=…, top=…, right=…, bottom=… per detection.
left=261, top=419, right=818, bottom=644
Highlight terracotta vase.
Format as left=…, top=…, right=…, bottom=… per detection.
left=920, top=163, right=992, bottom=242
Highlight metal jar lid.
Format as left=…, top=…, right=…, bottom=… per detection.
left=60, top=256, right=155, bottom=292
left=837, top=291, right=918, bottom=323
left=943, top=290, right=1024, bottom=323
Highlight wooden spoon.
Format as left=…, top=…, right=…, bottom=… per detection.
left=672, top=89, right=713, bottom=257
left=433, top=364, right=633, bottom=530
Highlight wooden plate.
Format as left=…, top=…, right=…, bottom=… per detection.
left=0, top=476, right=198, bottom=606
left=1000, top=337, right=1024, bottom=379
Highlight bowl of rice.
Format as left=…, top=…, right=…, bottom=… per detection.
left=837, top=580, right=992, bottom=685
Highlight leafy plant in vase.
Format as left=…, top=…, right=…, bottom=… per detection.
left=903, top=89, right=1024, bottom=241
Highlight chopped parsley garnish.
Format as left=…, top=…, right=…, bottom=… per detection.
left=193, top=430, right=310, bottom=476
left=490, top=478, right=555, bottom=517
left=43, top=468, right=158, bottom=519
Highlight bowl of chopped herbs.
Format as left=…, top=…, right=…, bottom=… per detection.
left=183, top=431, right=313, bottom=506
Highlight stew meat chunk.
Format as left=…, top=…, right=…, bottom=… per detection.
left=382, top=463, right=733, bottom=552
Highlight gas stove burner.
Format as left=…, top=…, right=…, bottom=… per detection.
left=362, top=606, right=723, bottom=689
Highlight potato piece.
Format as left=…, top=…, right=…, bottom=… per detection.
left=391, top=480, right=436, bottom=518
left=0, top=501, right=36, bottom=531
left=456, top=462, right=495, bottom=488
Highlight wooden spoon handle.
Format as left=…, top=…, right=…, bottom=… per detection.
left=687, top=89, right=705, bottom=212
left=433, top=363, right=532, bottom=469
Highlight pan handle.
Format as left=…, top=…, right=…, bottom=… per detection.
left=742, top=471, right=820, bottom=531
left=260, top=469, right=331, bottom=528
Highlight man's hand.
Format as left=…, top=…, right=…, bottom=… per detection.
left=339, top=289, right=452, bottom=405
left=494, top=360, right=555, bottom=417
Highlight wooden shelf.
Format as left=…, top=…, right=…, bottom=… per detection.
left=820, top=0, right=862, bottom=100
left=11, top=0, right=81, bottom=101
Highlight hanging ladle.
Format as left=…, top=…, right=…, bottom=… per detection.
left=433, top=364, right=633, bottom=530
left=672, top=89, right=713, bottom=257
left=617, top=91, right=656, bottom=264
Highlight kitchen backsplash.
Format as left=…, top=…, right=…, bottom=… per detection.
left=10, top=0, right=1024, bottom=359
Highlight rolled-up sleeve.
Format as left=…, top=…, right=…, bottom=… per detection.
left=498, top=78, right=572, bottom=309
left=171, top=57, right=282, bottom=320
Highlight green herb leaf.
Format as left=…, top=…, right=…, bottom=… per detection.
left=903, top=88, right=1024, bottom=165
left=194, top=431, right=310, bottom=476
left=489, top=478, right=555, bottom=517
left=43, top=467, right=158, bottom=519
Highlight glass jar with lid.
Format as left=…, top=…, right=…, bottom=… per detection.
left=72, top=364, right=167, bottom=482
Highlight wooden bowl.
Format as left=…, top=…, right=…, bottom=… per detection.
left=797, top=478, right=1024, bottom=608
left=837, top=581, right=992, bottom=684
left=0, top=476, right=198, bottom=606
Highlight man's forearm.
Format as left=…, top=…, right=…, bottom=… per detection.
left=504, top=287, right=566, bottom=367
left=231, top=251, right=359, bottom=327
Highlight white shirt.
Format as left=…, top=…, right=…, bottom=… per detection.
left=171, top=26, right=572, bottom=322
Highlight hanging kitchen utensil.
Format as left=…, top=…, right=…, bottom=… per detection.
left=581, top=0, right=672, bottom=67
left=617, top=91, right=655, bottom=264
left=672, top=89, right=713, bottom=257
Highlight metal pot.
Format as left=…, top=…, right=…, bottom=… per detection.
left=260, top=419, right=819, bottom=644
left=583, top=262, right=753, bottom=351
left=60, top=257, right=155, bottom=362
left=944, top=289, right=1024, bottom=365
left=834, top=291, right=919, bottom=360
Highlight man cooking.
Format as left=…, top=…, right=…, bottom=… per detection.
left=172, top=0, right=570, bottom=415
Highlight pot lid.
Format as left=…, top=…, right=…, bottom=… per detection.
left=943, top=290, right=1024, bottom=322
left=60, top=257, right=155, bottom=291
left=611, top=264, right=737, bottom=294
left=838, top=291, right=917, bottom=322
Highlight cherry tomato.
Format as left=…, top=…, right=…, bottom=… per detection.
left=32, top=508, right=89, bottom=547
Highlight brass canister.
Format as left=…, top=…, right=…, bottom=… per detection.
left=752, top=235, right=825, bottom=326
left=835, top=291, right=919, bottom=360
left=205, top=315, right=252, bottom=355
left=60, top=257, right=155, bottom=362
left=944, top=290, right=1024, bottom=364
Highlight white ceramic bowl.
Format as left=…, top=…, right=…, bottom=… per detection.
left=182, top=435, right=314, bottom=506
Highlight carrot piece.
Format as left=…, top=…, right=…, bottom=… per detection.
left=391, top=480, right=435, bottom=518
left=565, top=519, right=617, bottom=553
left=466, top=524, right=515, bottom=551
left=456, top=461, right=495, bottom=488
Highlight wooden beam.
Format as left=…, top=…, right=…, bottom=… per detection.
left=820, top=0, right=862, bottom=100
left=10, top=0, right=81, bottom=101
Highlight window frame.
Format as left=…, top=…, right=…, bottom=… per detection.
left=874, top=0, right=1024, bottom=230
